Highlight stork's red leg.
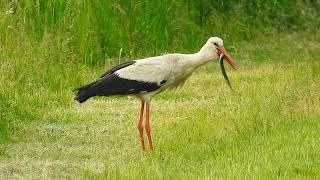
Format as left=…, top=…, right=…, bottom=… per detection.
left=137, top=100, right=145, bottom=151
left=145, top=101, right=154, bottom=151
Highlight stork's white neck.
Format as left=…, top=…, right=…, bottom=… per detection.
left=186, top=48, right=216, bottom=68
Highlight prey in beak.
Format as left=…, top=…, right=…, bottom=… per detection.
left=217, top=46, right=236, bottom=89
left=217, top=46, right=237, bottom=70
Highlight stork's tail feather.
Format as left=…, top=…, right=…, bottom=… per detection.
left=74, top=82, right=96, bottom=103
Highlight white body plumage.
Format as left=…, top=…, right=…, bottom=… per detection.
left=74, top=37, right=234, bottom=103
left=115, top=37, right=222, bottom=101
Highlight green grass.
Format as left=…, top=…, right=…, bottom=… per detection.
left=1, top=0, right=320, bottom=178
left=1, top=0, right=319, bottom=65
left=1, top=32, right=320, bottom=178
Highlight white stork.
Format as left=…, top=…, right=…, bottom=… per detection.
left=74, top=37, right=236, bottom=151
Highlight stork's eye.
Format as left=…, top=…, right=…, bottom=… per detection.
left=213, top=42, right=219, bottom=47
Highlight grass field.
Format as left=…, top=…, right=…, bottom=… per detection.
left=1, top=32, right=320, bottom=178
left=1, top=0, right=320, bottom=179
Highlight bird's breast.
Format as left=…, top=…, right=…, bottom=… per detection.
left=166, top=67, right=195, bottom=89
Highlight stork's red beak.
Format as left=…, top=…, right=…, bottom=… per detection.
left=217, top=47, right=237, bottom=70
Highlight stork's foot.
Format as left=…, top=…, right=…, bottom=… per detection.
left=145, top=126, right=154, bottom=151
left=138, top=100, right=146, bottom=151
left=138, top=123, right=145, bottom=151
left=145, top=101, right=154, bottom=151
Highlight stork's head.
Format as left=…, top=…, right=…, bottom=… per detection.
left=201, top=37, right=236, bottom=70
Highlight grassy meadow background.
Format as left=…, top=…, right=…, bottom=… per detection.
left=1, top=0, right=320, bottom=178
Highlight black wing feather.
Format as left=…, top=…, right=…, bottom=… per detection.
left=90, top=74, right=161, bottom=96
left=74, top=61, right=164, bottom=103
